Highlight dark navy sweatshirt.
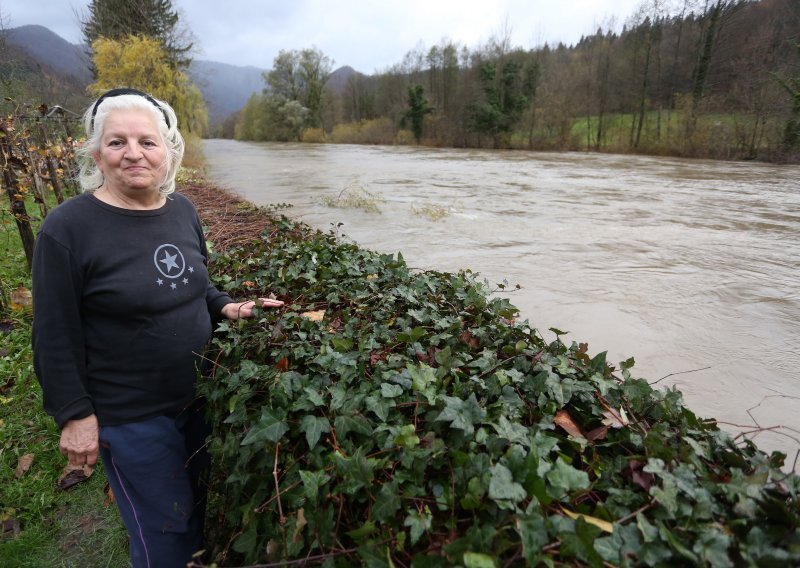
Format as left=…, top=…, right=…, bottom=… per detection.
left=32, top=192, right=232, bottom=427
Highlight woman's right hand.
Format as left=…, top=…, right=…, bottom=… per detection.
left=60, top=414, right=99, bottom=466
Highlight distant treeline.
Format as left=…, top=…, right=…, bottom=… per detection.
left=225, top=0, right=800, bottom=162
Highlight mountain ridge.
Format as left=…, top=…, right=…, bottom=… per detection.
left=2, top=25, right=357, bottom=126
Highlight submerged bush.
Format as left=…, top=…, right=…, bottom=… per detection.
left=200, top=214, right=800, bottom=566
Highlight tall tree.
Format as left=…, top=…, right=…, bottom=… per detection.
left=774, top=43, right=800, bottom=155
left=403, top=85, right=434, bottom=143
left=81, top=0, right=193, bottom=71
left=265, top=47, right=333, bottom=129
left=89, top=35, right=207, bottom=135
left=468, top=57, right=529, bottom=148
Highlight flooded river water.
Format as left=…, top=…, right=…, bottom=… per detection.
left=204, top=139, right=800, bottom=460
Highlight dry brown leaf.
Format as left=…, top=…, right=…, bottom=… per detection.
left=300, top=310, right=326, bottom=322
left=103, top=482, right=116, bottom=506
left=57, top=463, right=95, bottom=491
left=1, top=517, right=21, bottom=537
left=275, top=357, right=289, bottom=372
left=624, top=459, right=655, bottom=492
left=9, top=286, right=32, bottom=311
left=586, top=425, right=609, bottom=442
left=601, top=408, right=629, bottom=429
left=292, top=508, right=307, bottom=543
left=554, top=409, right=585, bottom=439
left=15, top=453, right=34, bottom=479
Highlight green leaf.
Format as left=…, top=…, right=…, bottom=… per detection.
left=404, top=506, right=432, bottom=545
left=409, top=362, right=438, bottom=404
left=346, top=520, right=377, bottom=540
left=232, top=522, right=258, bottom=555
left=240, top=408, right=289, bottom=445
left=435, top=394, right=486, bottom=436
left=332, top=337, right=354, bottom=352
left=517, top=512, right=549, bottom=564
left=300, top=415, right=331, bottom=450
left=398, top=326, right=426, bottom=343
left=365, top=395, right=393, bottom=421
left=463, top=551, right=497, bottom=568
left=381, top=382, right=404, bottom=398
left=545, top=457, right=590, bottom=500
left=693, top=529, right=733, bottom=568
left=491, top=415, right=530, bottom=447
left=395, top=424, right=420, bottom=448
left=299, top=469, right=330, bottom=502
left=489, top=463, right=527, bottom=506
left=659, top=523, right=699, bottom=564
left=335, top=448, right=376, bottom=493
left=303, top=386, right=325, bottom=407
left=372, top=482, right=402, bottom=523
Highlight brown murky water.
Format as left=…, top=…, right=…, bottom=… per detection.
left=204, top=139, right=800, bottom=461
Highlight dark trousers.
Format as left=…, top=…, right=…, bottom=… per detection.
left=99, top=404, right=210, bottom=568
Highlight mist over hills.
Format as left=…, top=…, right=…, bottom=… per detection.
left=2, top=25, right=357, bottom=126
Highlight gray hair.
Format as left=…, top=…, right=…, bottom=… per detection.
left=77, top=93, right=184, bottom=195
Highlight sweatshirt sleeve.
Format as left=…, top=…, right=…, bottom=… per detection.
left=193, top=209, right=232, bottom=319
left=31, top=231, right=94, bottom=428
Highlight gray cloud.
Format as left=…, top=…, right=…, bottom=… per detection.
left=2, top=0, right=643, bottom=72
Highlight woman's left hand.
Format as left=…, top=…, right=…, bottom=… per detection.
left=221, top=298, right=285, bottom=320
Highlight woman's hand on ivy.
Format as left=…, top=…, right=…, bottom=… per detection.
left=221, top=298, right=284, bottom=320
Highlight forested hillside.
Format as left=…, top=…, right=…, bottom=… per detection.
left=236, top=0, right=800, bottom=161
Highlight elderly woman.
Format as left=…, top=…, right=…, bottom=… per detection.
left=31, top=88, right=283, bottom=567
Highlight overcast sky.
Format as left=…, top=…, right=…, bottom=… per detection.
left=2, top=0, right=645, bottom=72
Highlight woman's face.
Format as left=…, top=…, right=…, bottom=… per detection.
left=93, top=108, right=167, bottom=195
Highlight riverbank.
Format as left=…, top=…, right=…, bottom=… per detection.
left=189, top=180, right=799, bottom=565
left=2, top=176, right=799, bottom=566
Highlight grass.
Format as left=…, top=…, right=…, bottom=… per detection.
left=0, top=197, right=128, bottom=566
left=319, top=181, right=386, bottom=213
left=410, top=202, right=450, bottom=221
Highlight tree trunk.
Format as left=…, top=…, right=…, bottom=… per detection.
left=0, top=130, right=36, bottom=270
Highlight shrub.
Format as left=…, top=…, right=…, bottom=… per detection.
left=302, top=128, right=326, bottom=143
left=200, top=216, right=800, bottom=567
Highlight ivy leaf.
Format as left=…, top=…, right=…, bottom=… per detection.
left=365, top=395, right=392, bottom=421
left=334, top=415, right=374, bottom=440
left=372, top=482, right=401, bottom=523
left=346, top=520, right=377, bottom=541
left=232, top=523, right=258, bottom=555
left=435, top=394, right=485, bottom=436
left=491, top=415, right=530, bottom=447
left=516, top=512, right=549, bottom=564
left=463, top=552, right=497, bottom=568
left=240, top=408, right=289, bottom=445
left=692, top=529, right=733, bottom=568
left=381, top=382, right=404, bottom=398
left=303, top=387, right=325, bottom=407
left=298, top=469, right=330, bottom=502
left=300, top=415, right=330, bottom=450
left=546, top=457, right=590, bottom=500
left=395, top=424, right=420, bottom=448
left=404, top=506, right=432, bottom=545
left=489, top=463, right=527, bottom=506
left=409, top=362, right=438, bottom=404
left=335, top=449, right=376, bottom=493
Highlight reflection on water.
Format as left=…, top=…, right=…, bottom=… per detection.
left=204, top=139, right=800, bottom=460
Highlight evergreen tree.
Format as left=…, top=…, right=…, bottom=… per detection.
left=403, top=85, right=434, bottom=143
left=81, top=0, right=192, bottom=71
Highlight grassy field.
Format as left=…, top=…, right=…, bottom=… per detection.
left=0, top=200, right=128, bottom=567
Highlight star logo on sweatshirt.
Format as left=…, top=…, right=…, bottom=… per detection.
left=153, top=244, right=186, bottom=279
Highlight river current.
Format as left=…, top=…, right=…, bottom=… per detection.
left=204, top=139, right=800, bottom=460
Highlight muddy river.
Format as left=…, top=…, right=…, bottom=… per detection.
left=204, top=139, right=800, bottom=461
